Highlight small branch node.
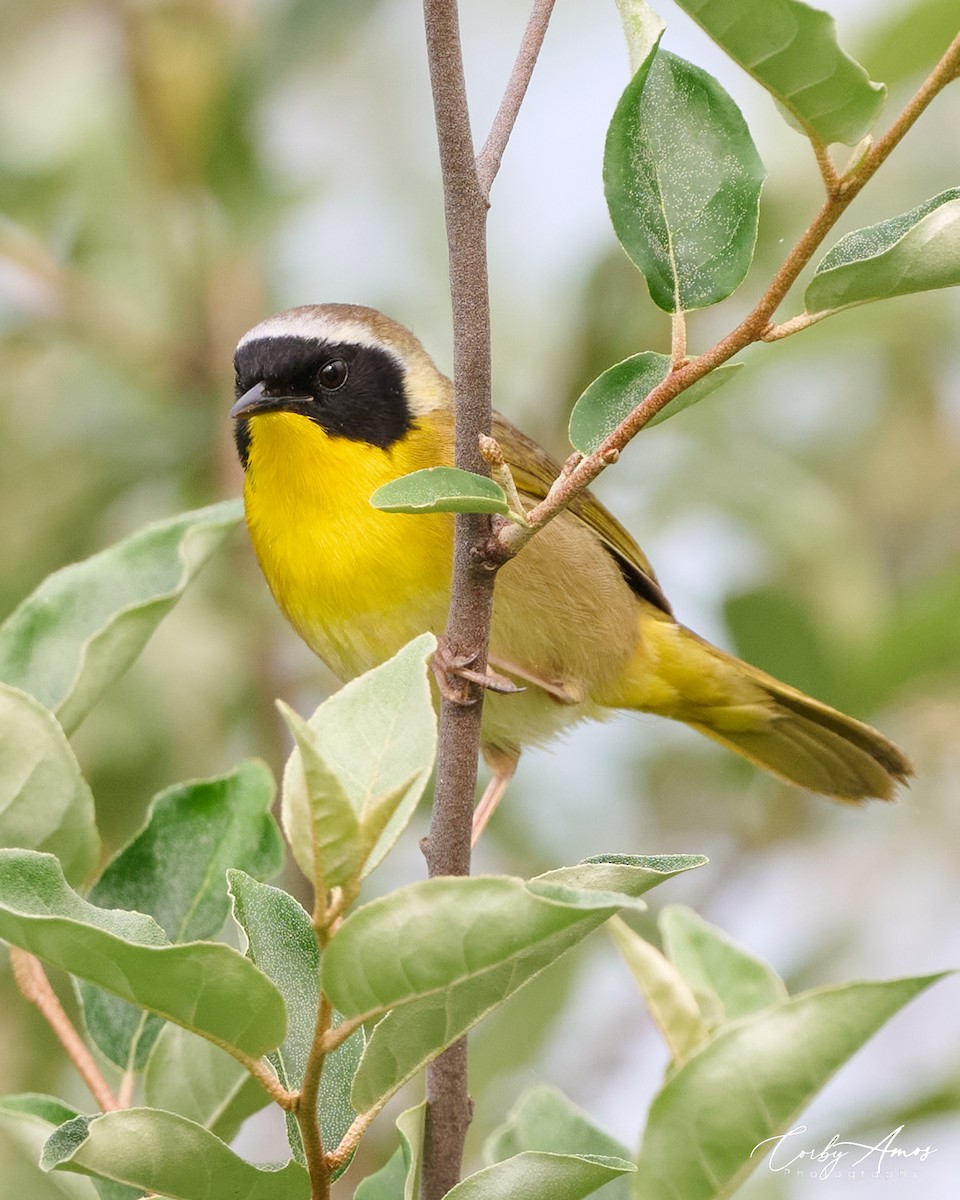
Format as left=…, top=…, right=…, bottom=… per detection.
left=479, top=433, right=530, bottom=525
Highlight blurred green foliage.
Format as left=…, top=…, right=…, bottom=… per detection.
left=1, top=0, right=958, bottom=1195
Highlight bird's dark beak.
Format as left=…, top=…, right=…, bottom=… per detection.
left=229, top=381, right=312, bottom=419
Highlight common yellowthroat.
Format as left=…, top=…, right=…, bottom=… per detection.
left=231, top=303, right=911, bottom=840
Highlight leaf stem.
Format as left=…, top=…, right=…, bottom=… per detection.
left=761, top=310, right=831, bottom=341
left=232, top=1050, right=297, bottom=1110
left=475, top=0, right=557, bottom=197
left=492, top=29, right=960, bottom=562
left=670, top=309, right=687, bottom=367
left=10, top=948, right=119, bottom=1113
left=326, top=1104, right=384, bottom=1170
left=811, top=138, right=840, bottom=193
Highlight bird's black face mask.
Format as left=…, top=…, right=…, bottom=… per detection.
left=232, top=336, right=414, bottom=468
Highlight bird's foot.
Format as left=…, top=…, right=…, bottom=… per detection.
left=432, top=640, right=524, bottom=706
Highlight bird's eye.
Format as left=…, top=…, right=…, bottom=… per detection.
left=318, top=359, right=348, bottom=391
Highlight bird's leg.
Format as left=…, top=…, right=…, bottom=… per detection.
left=472, top=746, right=520, bottom=845
left=432, top=639, right=524, bottom=705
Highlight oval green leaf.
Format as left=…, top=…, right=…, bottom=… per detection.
left=79, top=760, right=283, bottom=1071
left=281, top=633, right=437, bottom=877
left=805, top=189, right=960, bottom=313
left=0, top=1095, right=97, bottom=1200
left=446, top=1152, right=635, bottom=1200
left=370, top=468, right=508, bottom=516
left=673, top=0, right=886, bottom=146
left=0, top=500, right=242, bottom=733
left=605, top=49, right=765, bottom=312
left=487, top=1085, right=631, bottom=1193
left=0, top=849, right=285, bottom=1059
left=354, top=1103, right=425, bottom=1200
left=607, top=917, right=708, bottom=1064
left=143, top=1025, right=269, bottom=1145
left=0, top=685, right=99, bottom=887
left=338, top=856, right=706, bottom=1111
left=633, top=974, right=945, bottom=1200
left=228, top=870, right=363, bottom=1170
left=660, top=904, right=787, bottom=1026
left=278, top=702, right=362, bottom=892
left=568, top=354, right=744, bottom=453
left=41, top=1110, right=310, bottom=1200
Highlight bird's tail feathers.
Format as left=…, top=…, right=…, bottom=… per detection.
left=606, top=616, right=912, bottom=802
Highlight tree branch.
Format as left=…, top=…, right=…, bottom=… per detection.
left=10, top=948, right=119, bottom=1114
left=491, top=28, right=960, bottom=562
left=475, top=0, right=557, bottom=197
left=420, top=0, right=495, bottom=1194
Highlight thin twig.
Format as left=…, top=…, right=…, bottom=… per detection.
left=491, top=29, right=960, bottom=563
left=296, top=993, right=334, bottom=1200
left=476, top=0, right=557, bottom=197
left=10, top=949, right=119, bottom=1113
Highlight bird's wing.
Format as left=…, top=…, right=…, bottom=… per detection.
left=492, top=411, right=673, bottom=615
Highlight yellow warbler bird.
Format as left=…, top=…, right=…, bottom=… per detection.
left=231, top=303, right=911, bottom=841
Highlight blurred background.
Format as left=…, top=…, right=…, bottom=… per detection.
left=1, top=0, right=958, bottom=1195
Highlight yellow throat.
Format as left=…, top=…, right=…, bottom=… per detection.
left=242, top=410, right=453, bottom=680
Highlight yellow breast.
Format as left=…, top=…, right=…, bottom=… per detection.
left=242, top=411, right=453, bottom=679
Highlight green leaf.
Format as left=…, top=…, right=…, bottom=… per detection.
left=278, top=702, right=362, bottom=891
left=604, top=48, right=765, bottom=312
left=370, top=468, right=508, bottom=516
left=0, top=685, right=99, bottom=887
left=805, top=189, right=960, bottom=313
left=354, top=1104, right=425, bottom=1200
left=568, top=354, right=743, bottom=452
left=41, top=1110, right=310, bottom=1200
left=0, top=501, right=241, bottom=734
left=606, top=917, right=708, bottom=1063
left=336, top=856, right=706, bottom=1111
left=660, top=905, right=786, bottom=1027
left=633, top=974, right=945, bottom=1200
left=446, top=1153, right=635, bottom=1199
left=487, top=1085, right=632, bottom=1200
left=228, top=871, right=363, bottom=1172
left=281, top=633, right=437, bottom=877
left=79, top=760, right=283, bottom=1071
left=0, top=1096, right=99, bottom=1199
left=143, top=1025, right=270, bottom=1144
left=673, top=0, right=886, bottom=146
left=0, top=850, right=285, bottom=1059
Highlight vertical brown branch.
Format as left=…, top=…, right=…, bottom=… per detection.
left=420, top=1, right=495, bottom=1195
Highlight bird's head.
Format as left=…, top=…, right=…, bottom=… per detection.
left=231, top=304, right=451, bottom=468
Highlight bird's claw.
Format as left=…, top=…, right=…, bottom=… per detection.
left=431, top=642, right=524, bottom=705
